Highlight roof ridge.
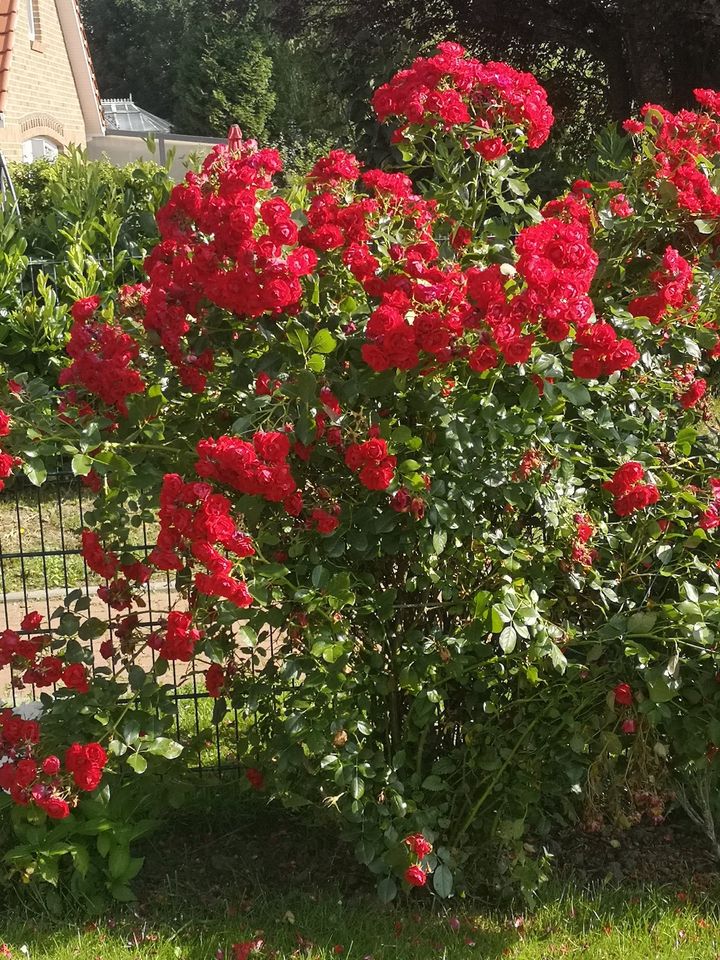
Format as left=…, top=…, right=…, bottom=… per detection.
left=0, top=0, right=19, bottom=117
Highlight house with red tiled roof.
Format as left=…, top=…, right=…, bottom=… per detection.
left=0, top=0, right=104, bottom=162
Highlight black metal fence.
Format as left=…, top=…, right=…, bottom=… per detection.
left=16, top=260, right=63, bottom=298
left=0, top=469, right=274, bottom=776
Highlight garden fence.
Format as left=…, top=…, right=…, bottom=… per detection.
left=0, top=469, right=279, bottom=777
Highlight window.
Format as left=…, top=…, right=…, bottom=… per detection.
left=21, top=137, right=59, bottom=163
left=26, top=0, right=35, bottom=41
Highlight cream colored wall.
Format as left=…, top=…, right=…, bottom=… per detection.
left=0, top=0, right=87, bottom=161
left=87, top=135, right=219, bottom=182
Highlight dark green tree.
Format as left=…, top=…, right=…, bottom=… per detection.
left=172, top=0, right=276, bottom=138
left=276, top=0, right=720, bottom=120
left=79, top=0, right=186, bottom=121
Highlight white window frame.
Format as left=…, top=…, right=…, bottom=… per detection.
left=27, top=0, right=36, bottom=41
left=21, top=137, right=60, bottom=163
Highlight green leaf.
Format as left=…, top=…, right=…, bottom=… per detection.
left=349, top=776, right=365, bottom=800
left=296, top=369, right=317, bottom=405
left=474, top=590, right=492, bottom=619
left=212, top=697, right=228, bottom=725
left=109, top=882, right=136, bottom=902
left=311, top=329, right=337, bottom=354
left=58, top=612, right=80, bottom=636
left=558, top=382, right=591, bottom=406
left=694, top=219, right=716, bottom=234
left=421, top=774, right=445, bottom=791
left=71, top=454, right=93, bottom=477
left=391, top=425, right=413, bottom=443
left=79, top=617, right=108, bottom=641
left=377, top=877, right=397, bottom=903
left=23, top=459, right=47, bottom=486
left=644, top=668, right=678, bottom=703
left=127, top=665, right=146, bottom=691
left=433, top=864, right=453, bottom=898
left=286, top=320, right=309, bottom=353
left=127, top=753, right=147, bottom=774
left=499, top=625, right=517, bottom=654
left=627, top=611, right=657, bottom=634
left=355, top=839, right=376, bottom=865
left=490, top=605, right=506, bottom=633
left=339, top=295, right=357, bottom=314
left=144, top=737, right=183, bottom=759
left=307, top=353, right=326, bottom=372
left=432, top=530, right=448, bottom=555
left=108, top=845, right=131, bottom=880
left=71, top=843, right=90, bottom=878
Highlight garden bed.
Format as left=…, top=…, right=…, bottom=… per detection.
left=3, top=794, right=720, bottom=959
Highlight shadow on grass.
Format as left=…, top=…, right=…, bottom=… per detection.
left=3, top=786, right=720, bottom=959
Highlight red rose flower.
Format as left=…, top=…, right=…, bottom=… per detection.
left=41, top=796, right=71, bottom=819
left=71, top=296, right=102, bottom=322
left=62, top=662, right=90, bottom=694
left=404, top=833, right=433, bottom=858
left=613, top=682, right=633, bottom=707
left=42, top=756, right=61, bottom=776
left=680, top=378, right=707, bottom=409
left=205, top=663, right=226, bottom=698
left=468, top=345, right=498, bottom=373
left=404, top=864, right=428, bottom=887
left=474, top=137, right=508, bottom=161
left=245, top=767, right=264, bottom=790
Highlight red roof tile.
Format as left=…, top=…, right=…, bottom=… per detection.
left=0, top=1, right=19, bottom=115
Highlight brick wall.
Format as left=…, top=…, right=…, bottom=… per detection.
left=0, top=0, right=88, bottom=161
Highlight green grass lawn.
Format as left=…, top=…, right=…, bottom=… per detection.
left=0, top=482, right=87, bottom=593
left=3, top=884, right=720, bottom=959
left=2, top=786, right=720, bottom=959
left=0, top=483, right=159, bottom=594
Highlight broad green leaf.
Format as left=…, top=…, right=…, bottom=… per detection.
left=311, top=329, right=337, bottom=354
left=71, top=454, right=93, bottom=477
left=377, top=877, right=397, bottom=903
left=433, top=864, right=453, bottom=898
left=144, top=737, right=183, bottom=760
left=127, top=753, right=147, bottom=774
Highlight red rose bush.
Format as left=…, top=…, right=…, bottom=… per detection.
left=1, top=43, right=720, bottom=902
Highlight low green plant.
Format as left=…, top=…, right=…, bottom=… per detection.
left=0, top=149, right=172, bottom=380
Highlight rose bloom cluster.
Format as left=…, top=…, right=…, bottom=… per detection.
left=0, top=408, right=20, bottom=492
left=624, top=91, right=720, bottom=218
left=603, top=462, right=660, bottom=517
left=149, top=472, right=255, bottom=610
left=698, top=478, right=720, bottom=531
left=570, top=514, right=598, bottom=568
left=81, top=531, right=153, bottom=615
left=299, top=159, right=461, bottom=375
left=571, top=321, right=639, bottom=380
left=149, top=610, right=203, bottom=662
left=628, top=246, right=695, bottom=326
left=0, top=708, right=107, bottom=820
left=403, top=832, right=433, bottom=888
left=514, top=217, right=598, bottom=342
left=63, top=68, right=657, bottom=414
left=195, top=433, right=297, bottom=509
left=205, top=661, right=228, bottom=698
left=83, top=470, right=257, bottom=637
left=344, top=437, right=397, bottom=491
left=673, top=364, right=708, bottom=410
left=58, top=297, right=145, bottom=417
left=0, top=610, right=89, bottom=694
left=372, top=42, right=554, bottom=152
left=133, top=138, right=316, bottom=391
